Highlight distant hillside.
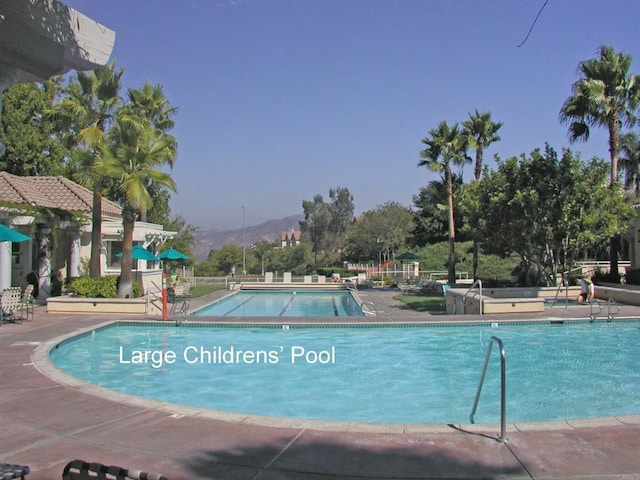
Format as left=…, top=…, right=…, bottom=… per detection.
left=193, top=214, right=304, bottom=261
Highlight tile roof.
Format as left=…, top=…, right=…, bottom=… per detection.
left=0, top=172, right=122, bottom=219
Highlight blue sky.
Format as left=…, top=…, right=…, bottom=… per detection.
left=64, top=0, right=640, bottom=231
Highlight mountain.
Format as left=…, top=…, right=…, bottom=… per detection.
left=193, top=214, right=304, bottom=261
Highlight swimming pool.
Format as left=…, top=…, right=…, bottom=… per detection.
left=193, top=290, right=365, bottom=317
left=49, top=320, right=640, bottom=425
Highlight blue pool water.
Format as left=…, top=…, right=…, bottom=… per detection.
left=193, top=290, right=365, bottom=317
left=49, top=321, right=640, bottom=424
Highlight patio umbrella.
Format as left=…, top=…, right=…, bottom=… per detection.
left=116, top=245, right=160, bottom=262
left=158, top=247, right=190, bottom=261
left=0, top=224, right=31, bottom=243
left=396, top=252, right=421, bottom=261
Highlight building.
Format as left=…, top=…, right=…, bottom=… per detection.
left=281, top=230, right=301, bottom=248
left=0, top=172, right=174, bottom=299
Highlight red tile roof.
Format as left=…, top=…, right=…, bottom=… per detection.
left=0, top=172, right=122, bottom=219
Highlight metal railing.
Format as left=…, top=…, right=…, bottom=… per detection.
left=470, top=336, right=507, bottom=442
left=360, top=301, right=378, bottom=317
left=607, top=298, right=621, bottom=320
left=462, top=279, right=483, bottom=315
left=145, top=280, right=163, bottom=315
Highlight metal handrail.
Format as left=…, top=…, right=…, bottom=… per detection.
left=462, top=279, right=483, bottom=315
left=589, top=300, right=603, bottom=320
left=551, top=275, right=570, bottom=308
left=361, top=301, right=378, bottom=316
left=470, top=336, right=507, bottom=442
left=607, top=298, right=620, bottom=321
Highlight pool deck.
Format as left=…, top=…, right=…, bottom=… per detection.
left=2, top=287, right=640, bottom=479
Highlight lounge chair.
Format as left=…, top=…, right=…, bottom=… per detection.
left=169, top=282, right=191, bottom=315
left=1, top=287, right=22, bottom=324
left=62, top=460, right=168, bottom=480
left=18, top=284, right=34, bottom=322
left=0, top=463, right=29, bottom=479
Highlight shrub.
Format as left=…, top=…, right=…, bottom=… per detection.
left=623, top=268, right=640, bottom=285
left=69, top=276, right=143, bottom=298
left=593, top=269, right=621, bottom=284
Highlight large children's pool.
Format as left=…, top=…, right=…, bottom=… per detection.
left=48, top=320, right=640, bottom=425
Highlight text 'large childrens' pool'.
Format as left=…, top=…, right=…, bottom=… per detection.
left=49, top=321, right=640, bottom=425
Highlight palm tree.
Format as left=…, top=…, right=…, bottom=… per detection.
left=619, top=131, right=640, bottom=197
left=54, top=63, right=124, bottom=278
left=419, top=121, right=470, bottom=284
left=120, top=82, right=178, bottom=222
left=560, top=46, right=640, bottom=279
left=102, top=117, right=177, bottom=298
left=463, top=109, right=502, bottom=280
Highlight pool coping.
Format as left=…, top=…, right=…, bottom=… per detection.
left=34, top=317, right=640, bottom=435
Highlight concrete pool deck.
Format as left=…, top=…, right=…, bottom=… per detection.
left=1, top=287, right=640, bottom=479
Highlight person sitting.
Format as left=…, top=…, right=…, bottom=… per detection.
left=577, top=276, right=595, bottom=303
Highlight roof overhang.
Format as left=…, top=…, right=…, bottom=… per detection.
left=0, top=0, right=115, bottom=87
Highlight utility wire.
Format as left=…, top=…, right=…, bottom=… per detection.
left=517, top=0, right=550, bottom=48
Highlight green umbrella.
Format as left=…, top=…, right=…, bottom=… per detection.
left=0, top=224, right=31, bottom=243
left=158, top=247, right=190, bottom=261
left=116, top=245, right=160, bottom=262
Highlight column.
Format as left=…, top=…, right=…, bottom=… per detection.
left=0, top=240, right=11, bottom=291
left=37, top=225, right=52, bottom=301
left=69, top=230, right=82, bottom=279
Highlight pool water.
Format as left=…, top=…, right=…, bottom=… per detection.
left=193, top=290, right=365, bottom=317
left=49, top=321, right=640, bottom=424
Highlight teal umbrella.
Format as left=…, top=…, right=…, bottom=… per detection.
left=0, top=224, right=31, bottom=243
left=116, top=245, right=160, bottom=262
left=159, top=247, right=190, bottom=261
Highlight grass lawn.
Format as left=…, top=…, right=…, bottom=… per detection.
left=395, top=294, right=446, bottom=312
left=190, top=284, right=228, bottom=298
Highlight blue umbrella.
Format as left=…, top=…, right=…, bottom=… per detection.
left=0, top=223, right=31, bottom=243
left=116, top=245, right=160, bottom=262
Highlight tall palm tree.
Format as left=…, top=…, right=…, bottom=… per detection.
left=560, top=46, right=640, bottom=279
left=54, top=63, right=124, bottom=278
left=121, top=82, right=178, bottom=222
left=619, top=131, right=640, bottom=197
left=463, top=109, right=502, bottom=280
left=419, top=121, right=470, bottom=284
left=102, top=117, right=177, bottom=298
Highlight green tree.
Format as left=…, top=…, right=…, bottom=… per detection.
left=53, top=63, right=124, bottom=278
left=619, top=131, right=640, bottom=196
left=206, top=244, right=244, bottom=276
left=253, top=240, right=274, bottom=275
left=559, top=45, right=640, bottom=279
left=463, top=109, right=502, bottom=181
left=161, top=215, right=197, bottom=265
left=119, top=82, right=178, bottom=222
left=410, top=174, right=466, bottom=246
left=463, top=144, right=634, bottom=285
left=463, top=109, right=502, bottom=280
left=1, top=80, right=66, bottom=175
left=419, top=121, right=470, bottom=284
left=101, top=116, right=177, bottom=298
left=299, top=194, right=331, bottom=264
left=344, top=202, right=413, bottom=263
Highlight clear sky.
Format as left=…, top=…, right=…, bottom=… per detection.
left=63, top=0, right=640, bottom=231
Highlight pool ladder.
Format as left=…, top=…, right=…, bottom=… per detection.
left=361, top=301, right=377, bottom=316
left=590, top=297, right=620, bottom=321
left=470, top=336, right=507, bottom=442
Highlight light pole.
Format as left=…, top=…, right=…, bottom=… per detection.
left=242, top=206, right=246, bottom=275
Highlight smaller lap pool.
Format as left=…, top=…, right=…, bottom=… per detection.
left=193, top=290, right=365, bottom=317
